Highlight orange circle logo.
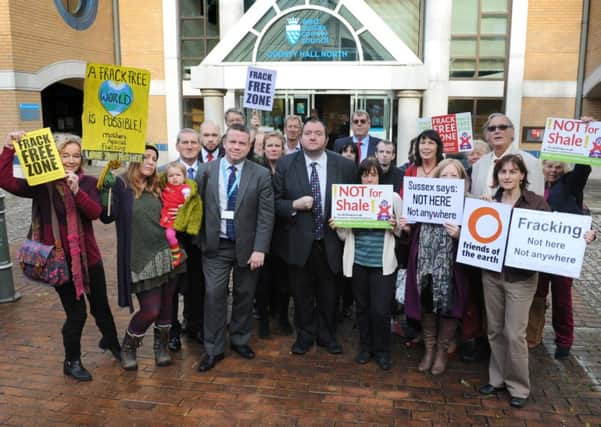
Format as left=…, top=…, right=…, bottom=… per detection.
left=468, top=207, right=502, bottom=244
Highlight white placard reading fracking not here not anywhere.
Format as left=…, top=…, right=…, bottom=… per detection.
left=504, top=209, right=591, bottom=279
left=456, top=198, right=512, bottom=272
left=402, top=177, right=464, bottom=225
left=243, top=66, right=277, bottom=111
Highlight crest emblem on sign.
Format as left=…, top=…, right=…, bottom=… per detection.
left=285, top=17, right=301, bottom=45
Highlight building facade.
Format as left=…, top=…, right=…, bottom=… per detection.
left=1, top=0, right=599, bottom=164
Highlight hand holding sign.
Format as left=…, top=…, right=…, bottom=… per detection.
left=12, top=128, right=65, bottom=186
left=4, top=131, right=26, bottom=151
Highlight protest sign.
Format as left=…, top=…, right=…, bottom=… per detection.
left=332, top=184, right=394, bottom=229
left=504, top=209, right=591, bottom=278
left=540, top=117, right=601, bottom=166
left=402, top=177, right=464, bottom=225
left=13, top=128, right=64, bottom=186
left=82, top=63, right=151, bottom=162
left=243, top=66, right=277, bottom=111
left=417, top=112, right=473, bottom=153
left=456, top=198, right=512, bottom=272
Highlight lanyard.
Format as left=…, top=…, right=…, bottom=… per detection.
left=221, top=160, right=241, bottom=200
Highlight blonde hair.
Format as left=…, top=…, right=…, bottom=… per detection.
left=54, top=133, right=83, bottom=173
left=433, top=158, right=470, bottom=194
left=126, top=152, right=161, bottom=199
left=165, top=161, right=187, bottom=177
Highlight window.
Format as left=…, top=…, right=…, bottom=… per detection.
left=364, top=0, right=422, bottom=57
left=180, top=0, right=220, bottom=80
left=183, top=98, right=204, bottom=130
left=448, top=98, right=504, bottom=138
left=450, top=0, right=510, bottom=79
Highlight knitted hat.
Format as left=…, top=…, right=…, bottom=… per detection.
left=145, top=143, right=159, bottom=160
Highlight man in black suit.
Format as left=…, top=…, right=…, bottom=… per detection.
left=333, top=110, right=381, bottom=161
left=195, top=123, right=274, bottom=372
left=274, top=119, right=356, bottom=355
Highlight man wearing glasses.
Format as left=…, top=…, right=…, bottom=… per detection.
left=333, top=110, right=381, bottom=162
left=470, top=113, right=544, bottom=197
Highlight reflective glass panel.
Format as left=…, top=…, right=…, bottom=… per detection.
left=310, top=0, right=339, bottom=9
left=182, top=19, right=204, bottom=37
left=365, top=0, right=421, bottom=56
left=482, top=0, right=508, bottom=13
left=451, top=0, right=478, bottom=34
left=450, top=38, right=477, bottom=57
left=478, top=59, right=505, bottom=79
left=481, top=16, right=508, bottom=34
left=479, top=37, right=505, bottom=56
left=225, top=34, right=257, bottom=61
left=359, top=31, right=394, bottom=61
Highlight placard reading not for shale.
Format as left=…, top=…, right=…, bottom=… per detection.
left=402, top=177, right=464, bottom=225
left=243, top=66, right=277, bottom=111
left=13, top=128, right=65, bottom=186
left=505, top=209, right=591, bottom=279
left=456, top=198, right=512, bottom=272
left=540, top=117, right=601, bottom=166
left=332, top=184, right=394, bottom=229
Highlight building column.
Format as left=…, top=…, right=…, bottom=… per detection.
left=395, top=90, right=422, bottom=165
left=163, top=0, right=181, bottom=162
left=202, top=90, right=226, bottom=130
left=219, top=0, right=244, bottom=38
left=422, top=0, right=453, bottom=117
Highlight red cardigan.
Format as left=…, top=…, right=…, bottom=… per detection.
left=0, top=147, right=103, bottom=267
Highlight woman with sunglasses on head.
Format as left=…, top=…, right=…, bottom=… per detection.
left=0, top=131, right=120, bottom=381
left=101, top=145, right=185, bottom=371
left=478, top=154, right=550, bottom=408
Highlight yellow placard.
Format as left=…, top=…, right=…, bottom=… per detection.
left=14, top=128, right=65, bottom=186
left=82, top=63, right=151, bottom=162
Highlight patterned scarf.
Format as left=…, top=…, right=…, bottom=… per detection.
left=55, top=180, right=89, bottom=299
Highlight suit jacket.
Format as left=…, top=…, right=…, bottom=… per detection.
left=195, top=157, right=274, bottom=266
left=333, top=135, right=381, bottom=159
left=273, top=150, right=356, bottom=273
left=470, top=147, right=544, bottom=197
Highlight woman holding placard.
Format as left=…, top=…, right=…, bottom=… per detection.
left=527, top=158, right=596, bottom=358
left=401, top=158, right=469, bottom=376
left=0, top=131, right=120, bottom=382
left=329, top=158, right=403, bottom=370
left=479, top=154, right=549, bottom=408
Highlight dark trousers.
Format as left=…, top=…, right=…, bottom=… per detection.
left=336, top=274, right=354, bottom=311
left=289, top=241, right=337, bottom=347
left=171, top=234, right=204, bottom=336
left=536, top=273, right=573, bottom=348
left=351, top=264, right=395, bottom=355
left=461, top=266, right=485, bottom=340
left=256, top=253, right=289, bottom=322
left=54, top=263, right=119, bottom=361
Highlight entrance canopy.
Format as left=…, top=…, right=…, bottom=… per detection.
left=191, top=0, right=428, bottom=91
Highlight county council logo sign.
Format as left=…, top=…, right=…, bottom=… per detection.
left=286, top=17, right=301, bottom=45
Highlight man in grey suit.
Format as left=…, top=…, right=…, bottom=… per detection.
left=195, top=123, right=275, bottom=372
left=274, top=119, right=356, bottom=355
left=333, top=110, right=381, bottom=161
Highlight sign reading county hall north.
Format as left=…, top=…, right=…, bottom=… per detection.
left=82, top=63, right=150, bottom=162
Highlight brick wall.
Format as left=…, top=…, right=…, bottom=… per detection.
left=7, top=0, right=114, bottom=73
left=524, top=0, right=582, bottom=81
left=0, top=0, right=14, bottom=69
left=147, top=95, right=168, bottom=143
left=0, top=91, right=43, bottom=138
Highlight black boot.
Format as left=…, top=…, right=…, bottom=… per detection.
left=121, top=331, right=143, bottom=371
left=258, top=317, right=271, bottom=339
left=153, top=326, right=172, bottom=366
left=63, top=359, right=92, bottom=381
left=99, top=337, right=121, bottom=361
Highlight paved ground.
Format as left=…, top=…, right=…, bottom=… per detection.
left=0, top=177, right=600, bottom=426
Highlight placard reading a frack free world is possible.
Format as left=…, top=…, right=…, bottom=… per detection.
left=332, top=184, right=394, bottom=229
left=82, top=63, right=150, bottom=162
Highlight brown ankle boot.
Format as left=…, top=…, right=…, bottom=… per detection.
left=153, top=325, right=172, bottom=367
left=121, top=330, right=143, bottom=371
left=431, top=317, right=457, bottom=375
left=418, top=313, right=437, bottom=372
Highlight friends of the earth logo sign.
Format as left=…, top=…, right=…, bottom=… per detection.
left=285, top=17, right=329, bottom=46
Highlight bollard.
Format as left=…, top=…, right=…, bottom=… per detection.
left=0, top=192, right=21, bottom=303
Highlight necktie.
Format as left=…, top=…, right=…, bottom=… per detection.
left=356, top=139, right=362, bottom=161
left=310, top=162, right=324, bottom=239
left=207, top=152, right=213, bottom=162
left=226, top=165, right=238, bottom=240
left=187, top=168, right=195, bottom=179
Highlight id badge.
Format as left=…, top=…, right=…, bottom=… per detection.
left=222, top=210, right=234, bottom=220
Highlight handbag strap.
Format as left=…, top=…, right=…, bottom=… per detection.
left=46, top=185, right=63, bottom=251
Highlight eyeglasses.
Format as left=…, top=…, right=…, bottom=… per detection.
left=353, top=119, right=368, bottom=125
left=486, top=124, right=512, bottom=132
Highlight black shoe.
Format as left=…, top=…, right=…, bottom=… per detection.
left=375, top=354, right=391, bottom=371
left=291, top=340, right=309, bottom=355
left=510, top=396, right=527, bottom=408
left=230, top=344, right=255, bottom=359
left=98, top=337, right=121, bottom=361
left=460, top=339, right=479, bottom=363
left=168, top=335, right=182, bottom=352
left=197, top=353, right=224, bottom=372
left=554, top=345, right=570, bottom=359
left=63, top=359, right=92, bottom=381
left=258, top=319, right=271, bottom=339
left=326, top=342, right=342, bottom=355
left=354, top=351, right=371, bottom=364
left=278, top=319, right=293, bottom=336
left=479, top=384, right=506, bottom=395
